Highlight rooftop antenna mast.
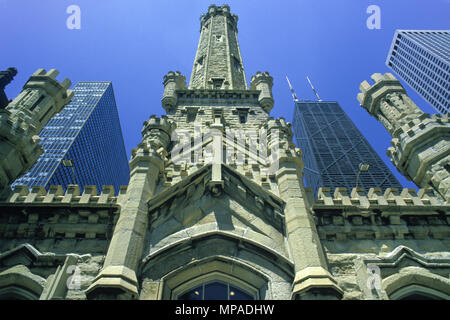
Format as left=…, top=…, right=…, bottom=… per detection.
left=286, top=76, right=299, bottom=103
left=306, top=76, right=322, bottom=102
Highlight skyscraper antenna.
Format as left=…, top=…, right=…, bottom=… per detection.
left=306, top=76, right=322, bottom=102
left=286, top=76, right=299, bottom=102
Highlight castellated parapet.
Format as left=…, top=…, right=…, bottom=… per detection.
left=358, top=73, right=450, bottom=202
left=1, top=6, right=450, bottom=302
left=0, top=69, right=73, bottom=192
left=200, top=4, right=238, bottom=31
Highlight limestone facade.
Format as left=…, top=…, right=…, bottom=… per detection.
left=0, top=5, right=448, bottom=300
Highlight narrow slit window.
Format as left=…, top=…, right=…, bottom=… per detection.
left=212, top=78, right=224, bottom=89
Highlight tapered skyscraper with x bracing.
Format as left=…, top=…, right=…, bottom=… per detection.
left=0, top=5, right=449, bottom=302
left=292, top=99, right=402, bottom=196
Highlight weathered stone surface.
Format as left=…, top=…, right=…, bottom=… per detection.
left=0, top=5, right=449, bottom=301
left=0, top=69, right=73, bottom=192
left=358, top=73, right=450, bottom=201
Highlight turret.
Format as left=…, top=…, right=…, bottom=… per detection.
left=0, top=69, right=73, bottom=191
left=161, top=71, right=187, bottom=111
left=189, top=4, right=247, bottom=90
left=358, top=73, right=450, bottom=202
left=251, top=71, right=274, bottom=112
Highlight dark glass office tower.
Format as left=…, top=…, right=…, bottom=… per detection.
left=292, top=100, right=402, bottom=195
left=12, top=82, right=130, bottom=193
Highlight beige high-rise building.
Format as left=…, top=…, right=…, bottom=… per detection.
left=0, top=5, right=449, bottom=301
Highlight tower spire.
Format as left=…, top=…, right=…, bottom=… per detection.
left=286, top=76, right=299, bottom=102
left=189, top=4, right=247, bottom=90
left=306, top=76, right=322, bottom=102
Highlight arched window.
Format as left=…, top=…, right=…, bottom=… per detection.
left=390, top=284, right=449, bottom=300
left=178, top=280, right=254, bottom=300
left=0, top=286, right=40, bottom=300
left=173, top=272, right=258, bottom=300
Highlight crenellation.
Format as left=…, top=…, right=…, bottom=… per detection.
left=1, top=5, right=449, bottom=302
left=4, top=184, right=118, bottom=206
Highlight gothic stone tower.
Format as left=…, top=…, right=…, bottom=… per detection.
left=358, top=73, right=450, bottom=202
left=87, top=4, right=342, bottom=300
left=1, top=5, right=449, bottom=301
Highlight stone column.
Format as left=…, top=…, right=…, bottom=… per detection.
left=86, top=116, right=175, bottom=299
left=358, top=73, right=450, bottom=202
left=269, top=119, right=343, bottom=300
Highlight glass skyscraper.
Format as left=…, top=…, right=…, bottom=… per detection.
left=12, top=82, right=130, bottom=193
left=292, top=100, right=402, bottom=196
left=386, top=30, right=450, bottom=114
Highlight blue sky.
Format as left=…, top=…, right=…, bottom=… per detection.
left=1, top=0, right=449, bottom=189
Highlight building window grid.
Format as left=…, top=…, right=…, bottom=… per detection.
left=388, top=31, right=450, bottom=113
left=392, top=64, right=445, bottom=113
left=391, top=47, right=448, bottom=112
left=397, top=38, right=449, bottom=91
left=13, top=82, right=129, bottom=193
left=293, top=102, right=401, bottom=195
left=406, top=32, right=450, bottom=60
